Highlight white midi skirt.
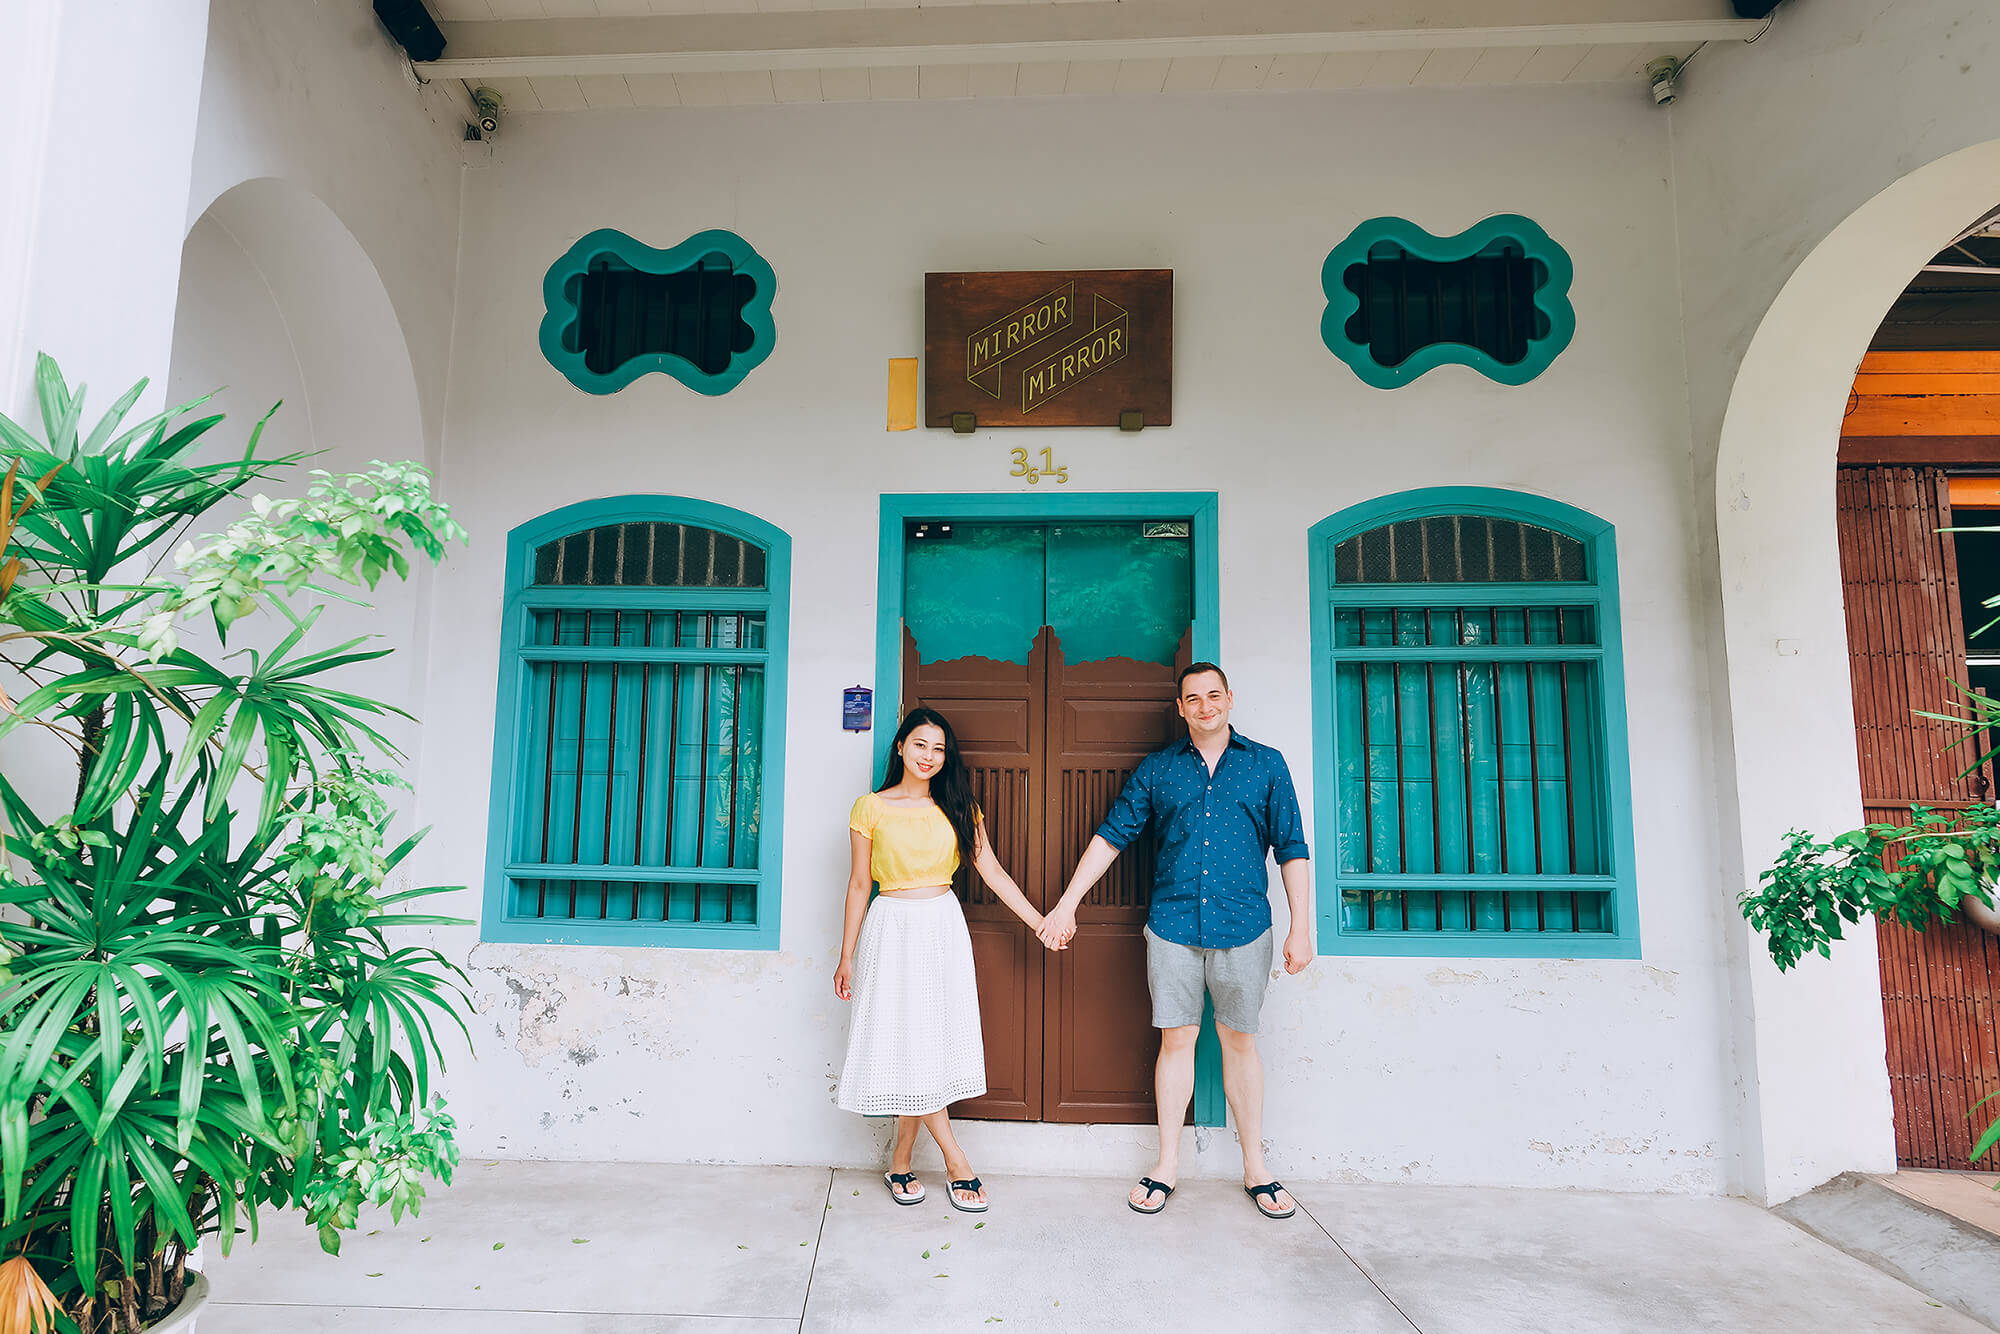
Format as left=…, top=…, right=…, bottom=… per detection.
left=836, top=890, right=988, bottom=1117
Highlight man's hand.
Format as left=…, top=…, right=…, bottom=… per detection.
left=1282, top=928, right=1312, bottom=975
left=1038, top=904, right=1077, bottom=951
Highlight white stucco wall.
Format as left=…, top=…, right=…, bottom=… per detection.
left=182, top=0, right=470, bottom=464
left=158, top=0, right=473, bottom=755
left=418, top=85, right=1739, bottom=1194
left=1669, top=0, right=2000, bottom=1203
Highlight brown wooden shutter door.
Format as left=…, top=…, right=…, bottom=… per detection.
left=1837, top=465, right=2000, bottom=1170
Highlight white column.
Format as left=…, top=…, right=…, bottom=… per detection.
left=1, top=0, right=212, bottom=422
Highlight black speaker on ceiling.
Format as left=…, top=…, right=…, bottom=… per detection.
left=374, top=0, right=445, bottom=63
left=1732, top=0, right=1784, bottom=17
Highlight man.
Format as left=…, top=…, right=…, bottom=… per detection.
left=1037, top=662, right=1311, bottom=1220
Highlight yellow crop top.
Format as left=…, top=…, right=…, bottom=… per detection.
left=849, top=791, right=979, bottom=891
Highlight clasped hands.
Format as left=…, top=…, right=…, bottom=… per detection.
left=1035, top=906, right=1312, bottom=975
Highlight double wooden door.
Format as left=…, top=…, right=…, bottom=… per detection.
left=901, top=522, right=1191, bottom=1123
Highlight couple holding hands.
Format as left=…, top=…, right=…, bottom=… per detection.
left=833, top=663, right=1312, bottom=1219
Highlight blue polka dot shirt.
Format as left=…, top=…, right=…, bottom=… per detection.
left=1095, top=728, right=1310, bottom=949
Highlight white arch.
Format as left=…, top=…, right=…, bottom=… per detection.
left=1713, top=138, right=2000, bottom=1204
left=170, top=176, right=429, bottom=473
left=166, top=175, right=435, bottom=760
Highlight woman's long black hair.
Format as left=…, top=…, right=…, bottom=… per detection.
left=878, top=707, right=979, bottom=868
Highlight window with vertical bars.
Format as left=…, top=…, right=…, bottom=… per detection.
left=575, top=261, right=757, bottom=380
left=1322, top=510, right=1624, bottom=947
left=492, top=511, right=783, bottom=945
left=1342, top=243, right=1550, bottom=371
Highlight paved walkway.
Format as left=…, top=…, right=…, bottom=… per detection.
left=199, top=1160, right=1984, bottom=1333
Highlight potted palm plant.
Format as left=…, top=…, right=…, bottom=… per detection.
left=0, top=356, right=471, bottom=1333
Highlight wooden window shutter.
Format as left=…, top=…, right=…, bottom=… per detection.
left=1836, top=466, right=1993, bottom=815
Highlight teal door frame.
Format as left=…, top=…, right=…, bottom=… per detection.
left=876, top=491, right=1226, bottom=1128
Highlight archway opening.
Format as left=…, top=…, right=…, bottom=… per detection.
left=1713, top=138, right=2000, bottom=1204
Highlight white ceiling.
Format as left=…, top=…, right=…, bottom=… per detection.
left=416, top=0, right=1769, bottom=110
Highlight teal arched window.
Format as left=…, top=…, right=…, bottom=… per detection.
left=1307, top=488, right=1638, bottom=957
left=483, top=496, right=790, bottom=948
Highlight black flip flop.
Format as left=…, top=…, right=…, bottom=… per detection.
left=1128, top=1177, right=1175, bottom=1215
left=947, top=1177, right=989, bottom=1213
left=884, top=1171, right=925, bottom=1205
left=1244, top=1181, right=1295, bottom=1220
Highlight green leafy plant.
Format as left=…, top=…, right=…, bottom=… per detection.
left=0, top=355, right=470, bottom=1334
left=1744, top=805, right=2000, bottom=1168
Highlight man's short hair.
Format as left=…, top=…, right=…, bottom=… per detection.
left=1177, top=661, right=1229, bottom=694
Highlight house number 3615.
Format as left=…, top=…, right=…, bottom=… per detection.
left=1010, top=447, right=1069, bottom=485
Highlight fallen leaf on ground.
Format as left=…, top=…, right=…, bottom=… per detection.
left=974, top=1222, right=984, bottom=1229
left=366, top=1273, right=382, bottom=1278
left=921, top=1250, right=930, bottom=1259
left=572, top=1238, right=589, bottom=1245
left=941, top=1242, right=950, bottom=1250
left=491, top=1242, right=505, bottom=1251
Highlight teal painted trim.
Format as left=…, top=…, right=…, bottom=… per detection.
left=874, top=492, right=1229, bottom=1127
left=482, top=493, right=790, bottom=951
left=1305, top=487, right=1641, bottom=961
left=522, top=586, right=773, bottom=612
left=1319, top=215, right=1576, bottom=389
left=539, top=228, right=777, bottom=397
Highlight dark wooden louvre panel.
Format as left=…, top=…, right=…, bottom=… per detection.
left=576, top=260, right=756, bottom=377
left=1343, top=247, right=1548, bottom=369
left=1836, top=467, right=1990, bottom=810
left=534, top=522, right=766, bottom=588
left=1335, top=516, right=1586, bottom=584
left=1838, top=464, right=2000, bottom=1171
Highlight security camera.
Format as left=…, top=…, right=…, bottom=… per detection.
left=1645, top=57, right=1680, bottom=106
left=471, top=86, right=503, bottom=137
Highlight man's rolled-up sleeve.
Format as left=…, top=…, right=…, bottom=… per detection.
left=1095, top=758, right=1153, bottom=851
left=1266, top=757, right=1310, bottom=863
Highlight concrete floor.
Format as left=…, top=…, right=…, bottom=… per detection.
left=197, top=1160, right=1985, bottom=1334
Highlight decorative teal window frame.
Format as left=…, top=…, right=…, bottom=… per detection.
left=1320, top=215, right=1575, bottom=389
left=1306, top=488, right=1639, bottom=959
left=539, top=228, right=777, bottom=397
left=875, top=492, right=1230, bottom=1126
left=482, top=495, right=790, bottom=949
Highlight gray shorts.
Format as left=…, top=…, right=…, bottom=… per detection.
left=1144, top=926, right=1273, bottom=1034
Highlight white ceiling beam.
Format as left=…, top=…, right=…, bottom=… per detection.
left=419, top=1, right=1765, bottom=80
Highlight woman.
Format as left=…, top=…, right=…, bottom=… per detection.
left=834, top=707, right=1043, bottom=1211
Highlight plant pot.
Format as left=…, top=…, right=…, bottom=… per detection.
left=145, top=1272, right=209, bottom=1334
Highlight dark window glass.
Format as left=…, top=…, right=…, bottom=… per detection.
left=1343, top=243, right=1551, bottom=369
left=533, top=522, right=767, bottom=588
left=1333, top=516, right=1586, bottom=584
left=574, top=258, right=758, bottom=377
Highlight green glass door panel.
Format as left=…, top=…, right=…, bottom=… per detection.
left=1046, top=523, right=1193, bottom=666
left=905, top=524, right=1046, bottom=665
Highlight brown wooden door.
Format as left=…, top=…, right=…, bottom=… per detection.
left=900, top=520, right=1191, bottom=1123
left=1837, top=465, right=2000, bottom=1170
left=1040, top=632, right=1185, bottom=1122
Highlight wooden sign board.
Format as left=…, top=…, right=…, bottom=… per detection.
left=924, top=270, right=1172, bottom=429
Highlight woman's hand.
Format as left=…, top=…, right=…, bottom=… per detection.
left=834, top=958, right=854, bottom=1001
